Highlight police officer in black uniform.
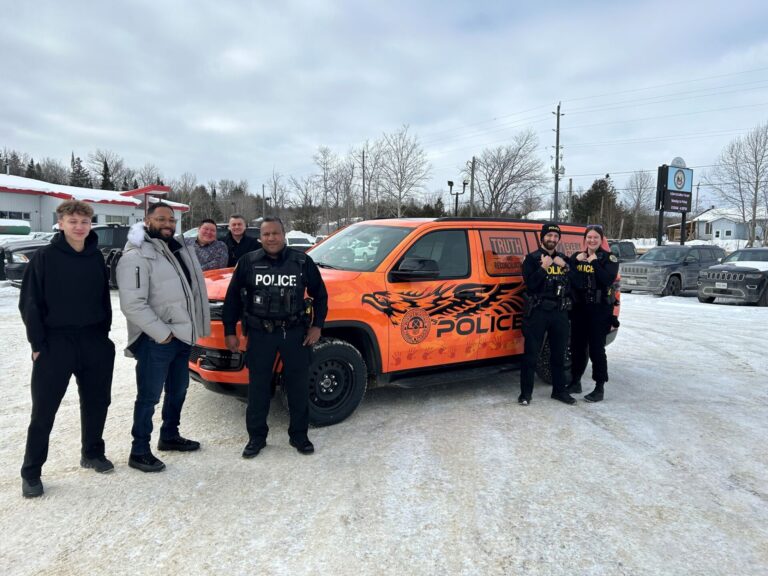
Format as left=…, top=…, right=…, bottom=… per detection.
left=222, top=217, right=328, bottom=457
left=519, top=223, right=576, bottom=406
left=566, top=224, right=619, bottom=402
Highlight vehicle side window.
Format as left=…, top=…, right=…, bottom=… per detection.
left=687, top=249, right=701, bottom=263
left=620, top=243, right=636, bottom=258
left=401, top=230, right=469, bottom=279
left=610, top=244, right=621, bottom=257
left=479, top=229, right=525, bottom=276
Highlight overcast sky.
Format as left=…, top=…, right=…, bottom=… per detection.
left=2, top=0, right=767, bottom=208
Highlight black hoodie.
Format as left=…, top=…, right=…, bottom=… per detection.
left=19, top=230, right=112, bottom=352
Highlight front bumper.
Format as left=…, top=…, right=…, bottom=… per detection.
left=619, top=276, right=665, bottom=294
left=697, top=279, right=764, bottom=303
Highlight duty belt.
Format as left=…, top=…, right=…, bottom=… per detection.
left=246, top=316, right=302, bottom=334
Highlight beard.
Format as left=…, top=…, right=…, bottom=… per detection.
left=147, top=226, right=173, bottom=242
left=541, top=239, right=558, bottom=252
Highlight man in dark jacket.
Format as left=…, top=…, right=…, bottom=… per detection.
left=19, top=200, right=115, bottom=498
left=224, top=214, right=261, bottom=267
left=222, top=217, right=327, bottom=458
left=518, top=223, right=576, bottom=406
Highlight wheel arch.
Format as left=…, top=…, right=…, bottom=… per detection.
left=322, top=321, right=382, bottom=381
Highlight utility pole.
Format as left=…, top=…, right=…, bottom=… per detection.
left=262, top=183, right=266, bottom=217
left=568, top=178, right=573, bottom=220
left=469, top=156, right=476, bottom=217
left=362, top=149, right=366, bottom=220
left=552, top=102, right=563, bottom=221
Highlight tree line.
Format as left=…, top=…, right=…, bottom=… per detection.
left=3, top=121, right=767, bottom=242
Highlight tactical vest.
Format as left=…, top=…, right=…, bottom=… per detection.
left=572, top=249, right=613, bottom=305
left=244, top=249, right=306, bottom=320
left=535, top=249, right=570, bottom=300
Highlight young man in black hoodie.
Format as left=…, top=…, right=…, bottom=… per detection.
left=19, top=200, right=115, bottom=498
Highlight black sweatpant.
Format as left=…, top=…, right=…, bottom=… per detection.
left=570, top=303, right=613, bottom=384
left=520, top=305, right=570, bottom=400
left=21, top=329, right=115, bottom=480
left=245, top=325, right=311, bottom=442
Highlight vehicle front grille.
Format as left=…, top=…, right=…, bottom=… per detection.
left=620, top=266, right=648, bottom=276
left=706, top=271, right=745, bottom=281
left=190, top=345, right=206, bottom=364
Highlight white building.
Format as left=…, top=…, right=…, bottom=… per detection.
left=0, top=174, right=189, bottom=232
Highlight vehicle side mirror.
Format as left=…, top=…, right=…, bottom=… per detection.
left=684, top=255, right=696, bottom=264
left=390, top=257, right=439, bottom=281
left=717, top=257, right=723, bottom=263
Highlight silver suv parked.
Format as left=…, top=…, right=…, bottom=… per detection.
left=620, top=245, right=726, bottom=296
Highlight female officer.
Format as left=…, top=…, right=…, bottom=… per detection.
left=567, top=224, right=619, bottom=402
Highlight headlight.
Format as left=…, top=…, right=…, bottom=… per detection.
left=10, top=253, right=29, bottom=263
left=745, top=273, right=763, bottom=280
left=698, top=270, right=707, bottom=277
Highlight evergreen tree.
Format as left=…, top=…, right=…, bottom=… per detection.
left=100, top=159, right=115, bottom=190
left=570, top=176, right=626, bottom=237
left=132, top=179, right=139, bottom=189
left=69, top=153, right=92, bottom=187
left=25, top=158, right=37, bottom=179
left=121, top=177, right=131, bottom=191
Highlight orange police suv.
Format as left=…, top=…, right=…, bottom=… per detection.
left=189, top=218, right=621, bottom=426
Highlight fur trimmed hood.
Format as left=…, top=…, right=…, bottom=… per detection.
left=127, top=221, right=147, bottom=247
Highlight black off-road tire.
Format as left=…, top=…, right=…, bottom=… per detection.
left=662, top=275, right=682, bottom=297
left=758, top=287, right=768, bottom=307
left=535, top=337, right=572, bottom=385
left=281, top=338, right=367, bottom=427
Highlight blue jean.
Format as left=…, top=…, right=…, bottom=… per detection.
left=131, top=335, right=191, bottom=455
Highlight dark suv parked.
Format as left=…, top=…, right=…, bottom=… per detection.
left=697, top=248, right=768, bottom=305
left=1, top=237, right=50, bottom=286
left=607, top=240, right=638, bottom=263
left=620, top=244, right=726, bottom=296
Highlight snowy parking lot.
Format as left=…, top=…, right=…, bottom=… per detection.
left=0, top=285, right=766, bottom=576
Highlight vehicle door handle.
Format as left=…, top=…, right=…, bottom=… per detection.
left=456, top=290, right=482, bottom=301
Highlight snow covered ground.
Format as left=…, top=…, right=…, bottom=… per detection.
left=0, top=284, right=766, bottom=576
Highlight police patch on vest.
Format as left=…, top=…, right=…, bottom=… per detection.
left=609, top=254, right=618, bottom=263
left=254, top=274, right=297, bottom=287
left=401, top=308, right=431, bottom=344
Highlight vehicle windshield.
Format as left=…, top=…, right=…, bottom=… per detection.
left=638, top=247, right=688, bottom=262
left=288, top=238, right=312, bottom=245
left=309, top=224, right=413, bottom=271
left=723, top=250, right=768, bottom=263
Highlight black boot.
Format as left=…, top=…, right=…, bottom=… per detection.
left=566, top=379, right=582, bottom=394
left=584, top=382, right=604, bottom=403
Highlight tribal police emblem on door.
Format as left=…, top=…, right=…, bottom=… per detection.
left=400, top=308, right=431, bottom=344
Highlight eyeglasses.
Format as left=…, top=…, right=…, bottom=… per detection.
left=151, top=216, right=177, bottom=224
left=586, top=224, right=604, bottom=233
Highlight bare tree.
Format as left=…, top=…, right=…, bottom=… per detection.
left=267, top=170, right=288, bottom=219
left=87, top=149, right=131, bottom=189
left=468, top=129, right=546, bottom=217
left=38, top=157, right=69, bottom=184
left=380, top=125, right=431, bottom=217
left=706, top=122, right=768, bottom=246
left=137, top=162, right=163, bottom=187
left=624, top=171, right=655, bottom=238
left=289, top=175, right=322, bottom=234
left=314, top=147, right=337, bottom=233
left=356, top=139, right=385, bottom=220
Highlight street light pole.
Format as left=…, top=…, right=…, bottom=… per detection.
left=448, top=180, right=467, bottom=217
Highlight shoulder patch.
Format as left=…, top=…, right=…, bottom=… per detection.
left=609, top=254, right=618, bottom=263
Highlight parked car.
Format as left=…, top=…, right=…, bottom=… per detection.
left=697, top=247, right=768, bottom=305
left=1, top=237, right=50, bottom=286
left=607, top=240, right=637, bottom=262
left=189, top=217, right=622, bottom=426
left=286, top=237, right=314, bottom=252
left=620, top=244, right=726, bottom=296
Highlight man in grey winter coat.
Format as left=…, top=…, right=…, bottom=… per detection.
left=116, top=203, right=211, bottom=473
